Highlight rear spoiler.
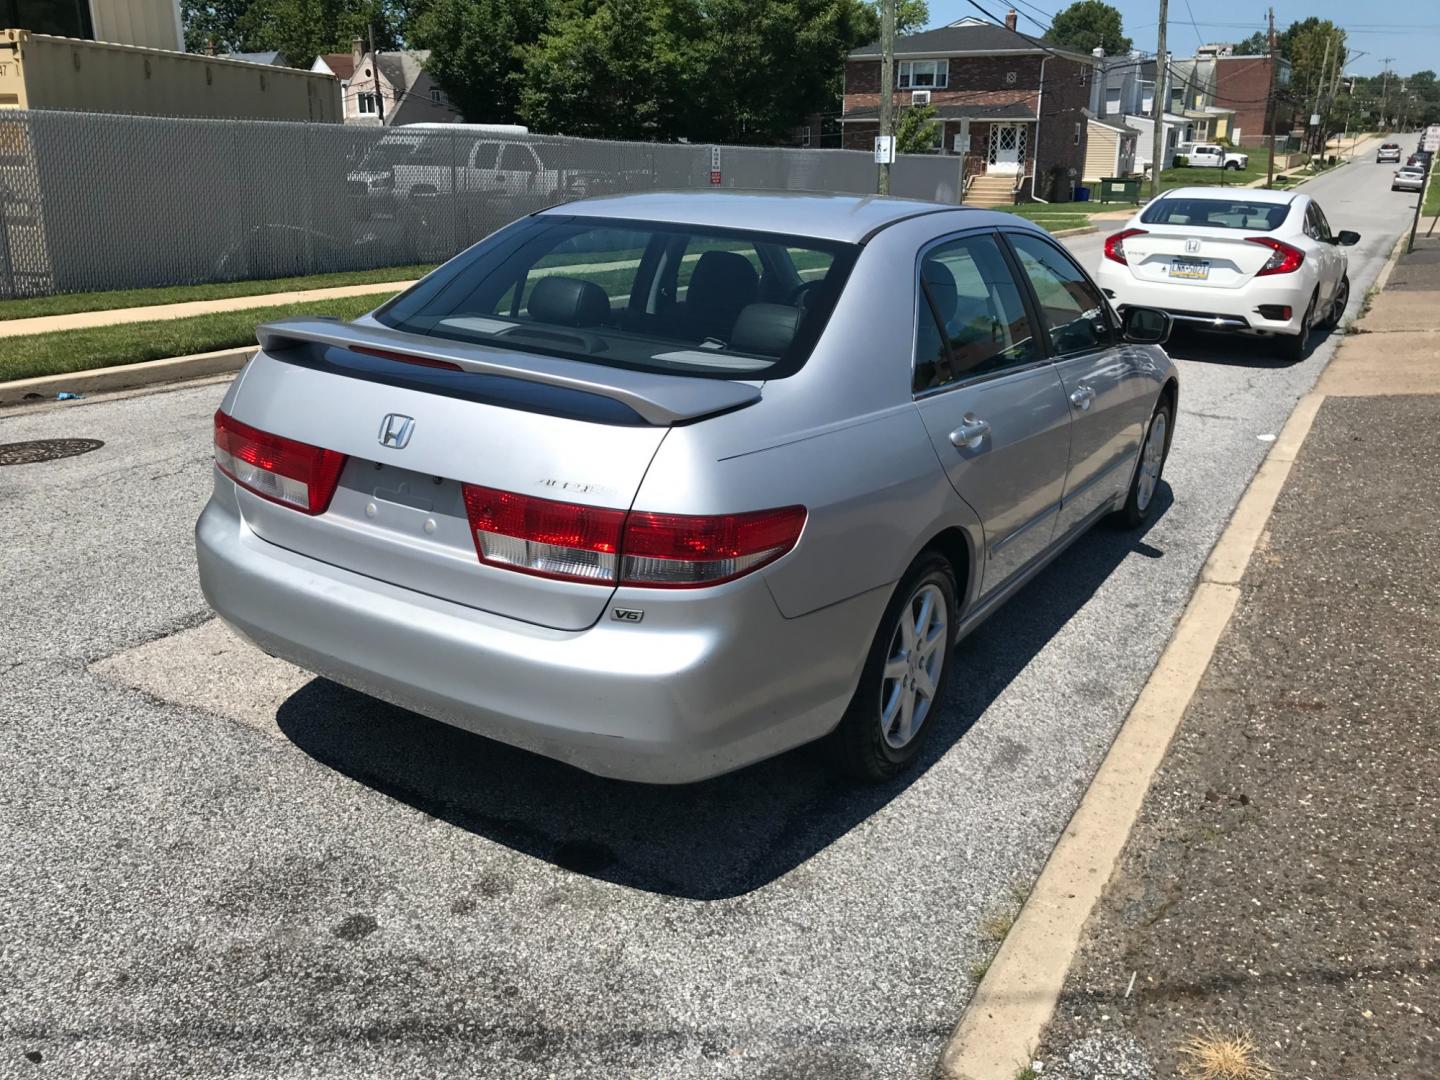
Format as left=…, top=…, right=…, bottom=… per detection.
left=255, top=317, right=762, bottom=426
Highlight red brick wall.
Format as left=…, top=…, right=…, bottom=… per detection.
left=1030, top=55, right=1090, bottom=199
left=842, top=56, right=1043, bottom=118
left=1213, top=56, right=1293, bottom=142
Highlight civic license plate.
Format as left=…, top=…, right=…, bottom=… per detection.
left=1169, top=257, right=1209, bottom=280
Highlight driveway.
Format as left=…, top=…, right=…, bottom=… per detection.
left=0, top=158, right=1417, bottom=1079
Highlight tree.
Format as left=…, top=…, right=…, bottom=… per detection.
left=855, top=0, right=929, bottom=40
left=182, top=0, right=404, bottom=61
left=1277, top=18, right=1345, bottom=109
left=517, top=0, right=692, bottom=138
left=1045, top=0, right=1130, bottom=56
left=894, top=102, right=940, bottom=153
left=413, top=0, right=550, bottom=124
left=1233, top=30, right=1267, bottom=56
left=181, top=0, right=251, bottom=53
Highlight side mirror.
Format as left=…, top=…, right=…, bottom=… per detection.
left=1335, top=230, right=1361, bottom=246
left=1122, top=305, right=1172, bottom=345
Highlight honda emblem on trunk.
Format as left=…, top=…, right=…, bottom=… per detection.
left=378, top=414, right=415, bottom=449
left=1185, top=238, right=1201, bottom=254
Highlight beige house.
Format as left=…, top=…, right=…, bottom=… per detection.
left=1083, top=114, right=1138, bottom=182
left=339, top=39, right=459, bottom=126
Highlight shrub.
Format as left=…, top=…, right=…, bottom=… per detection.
left=1173, top=154, right=1190, bottom=167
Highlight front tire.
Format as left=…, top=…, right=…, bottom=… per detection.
left=830, top=553, right=958, bottom=781
left=1114, top=399, right=1172, bottom=529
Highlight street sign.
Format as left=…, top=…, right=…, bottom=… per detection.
left=1309, top=113, right=1321, bottom=126
left=874, top=135, right=896, bottom=164
left=710, top=146, right=721, bottom=170
left=709, top=169, right=722, bottom=185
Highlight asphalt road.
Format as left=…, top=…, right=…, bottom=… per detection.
left=0, top=156, right=1419, bottom=1080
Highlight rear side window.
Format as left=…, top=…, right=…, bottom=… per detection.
left=375, top=216, right=858, bottom=380
left=1141, top=196, right=1291, bottom=231
left=914, top=233, right=1037, bottom=393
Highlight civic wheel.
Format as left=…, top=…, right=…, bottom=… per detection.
left=830, top=553, right=958, bottom=781
left=1114, top=398, right=1173, bottom=529
left=1320, top=273, right=1350, bottom=331
left=1278, top=291, right=1317, bottom=362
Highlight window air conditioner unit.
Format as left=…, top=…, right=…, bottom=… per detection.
left=911, top=90, right=931, bottom=105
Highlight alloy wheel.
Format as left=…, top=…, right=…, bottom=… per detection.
left=1136, top=411, right=1167, bottom=512
left=879, top=583, right=948, bottom=749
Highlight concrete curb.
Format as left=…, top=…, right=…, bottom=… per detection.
left=934, top=195, right=1414, bottom=1080
left=0, top=346, right=256, bottom=406
left=1048, top=225, right=1099, bottom=238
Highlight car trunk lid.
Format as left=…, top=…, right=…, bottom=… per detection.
left=1121, top=226, right=1281, bottom=289
left=223, top=321, right=760, bottom=630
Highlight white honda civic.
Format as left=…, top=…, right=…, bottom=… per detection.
left=1095, top=186, right=1359, bottom=360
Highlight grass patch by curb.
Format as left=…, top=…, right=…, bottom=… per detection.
left=0, top=294, right=386, bottom=383
left=0, top=265, right=435, bottom=323
left=1424, top=171, right=1440, bottom=217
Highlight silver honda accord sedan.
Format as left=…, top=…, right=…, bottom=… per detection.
left=196, top=191, right=1178, bottom=784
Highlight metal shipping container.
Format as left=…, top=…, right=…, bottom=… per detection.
left=0, top=30, right=340, bottom=122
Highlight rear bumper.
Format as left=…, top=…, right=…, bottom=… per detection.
left=194, top=477, right=883, bottom=783
left=1097, top=261, right=1313, bottom=336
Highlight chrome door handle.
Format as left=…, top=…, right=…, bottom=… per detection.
left=1069, top=385, right=1096, bottom=411
left=949, top=414, right=991, bottom=450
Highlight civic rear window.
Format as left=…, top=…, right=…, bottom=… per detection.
left=374, top=216, right=858, bottom=380
left=1140, top=197, right=1291, bottom=232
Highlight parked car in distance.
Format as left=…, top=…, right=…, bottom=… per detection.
left=346, top=124, right=535, bottom=216
left=196, top=192, right=1179, bottom=784
left=1096, top=186, right=1358, bottom=361
left=1377, top=143, right=1403, bottom=163
left=1393, top=165, right=1426, bottom=192
left=1175, top=143, right=1249, bottom=170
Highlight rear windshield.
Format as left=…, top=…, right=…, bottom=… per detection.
left=374, top=216, right=859, bottom=379
left=1140, top=196, right=1291, bottom=232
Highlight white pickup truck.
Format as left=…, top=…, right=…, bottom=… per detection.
left=1175, top=143, right=1249, bottom=170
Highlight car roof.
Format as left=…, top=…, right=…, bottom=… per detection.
left=1157, top=186, right=1296, bottom=205
left=541, top=190, right=1023, bottom=244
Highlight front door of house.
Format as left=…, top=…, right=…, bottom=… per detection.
left=988, top=125, right=1025, bottom=174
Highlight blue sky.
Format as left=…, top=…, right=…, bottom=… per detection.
left=927, top=0, right=1440, bottom=76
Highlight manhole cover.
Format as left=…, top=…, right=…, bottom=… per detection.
left=0, top=438, right=104, bottom=466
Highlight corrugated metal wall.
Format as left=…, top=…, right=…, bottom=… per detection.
left=88, top=0, right=182, bottom=52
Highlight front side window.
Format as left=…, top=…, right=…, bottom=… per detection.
left=376, top=217, right=857, bottom=380
left=1005, top=233, right=1113, bottom=357
left=898, top=59, right=949, bottom=89
left=914, top=233, right=1037, bottom=393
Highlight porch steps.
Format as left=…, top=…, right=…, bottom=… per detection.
left=964, top=174, right=1016, bottom=208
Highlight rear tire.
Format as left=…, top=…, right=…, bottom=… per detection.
left=1319, top=273, right=1350, bottom=332
left=829, top=553, right=958, bottom=782
left=1277, top=291, right=1317, bottom=362
left=1113, top=399, right=1172, bottom=529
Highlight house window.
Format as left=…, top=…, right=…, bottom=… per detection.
left=898, top=59, right=948, bottom=89
left=357, top=92, right=377, bottom=115
left=1074, top=122, right=1081, bottom=145
left=430, top=88, right=443, bottom=105
left=1139, top=81, right=1154, bottom=114
left=1170, top=87, right=1184, bottom=111
left=1105, top=87, right=1121, bottom=115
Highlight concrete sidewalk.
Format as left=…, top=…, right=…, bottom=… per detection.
left=1032, top=234, right=1440, bottom=1079
left=0, top=279, right=417, bottom=339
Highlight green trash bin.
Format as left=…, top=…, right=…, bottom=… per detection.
left=1099, top=176, right=1142, bottom=204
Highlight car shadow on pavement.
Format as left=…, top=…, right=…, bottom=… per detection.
left=1164, top=325, right=1331, bottom=367
left=276, top=486, right=1173, bottom=901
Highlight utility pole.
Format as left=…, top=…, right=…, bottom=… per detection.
left=1380, top=58, right=1395, bottom=130
left=1149, top=0, right=1169, bottom=200
left=1264, top=9, right=1278, bottom=189
left=369, top=24, right=384, bottom=124
left=878, top=0, right=896, bottom=195
left=1310, top=34, right=1331, bottom=158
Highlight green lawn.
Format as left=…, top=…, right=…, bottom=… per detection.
left=1424, top=170, right=1440, bottom=217
left=999, top=203, right=1112, bottom=233
left=1, top=294, right=386, bottom=383
left=0, top=265, right=437, bottom=323
left=1159, top=149, right=1273, bottom=192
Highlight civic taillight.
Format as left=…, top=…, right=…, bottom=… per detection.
left=1104, top=228, right=1147, bottom=265
left=213, top=409, right=347, bottom=515
left=460, top=484, right=806, bottom=588
left=1246, top=236, right=1305, bottom=276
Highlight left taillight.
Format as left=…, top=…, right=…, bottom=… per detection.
left=460, top=484, right=807, bottom=589
left=213, top=409, right=347, bottom=516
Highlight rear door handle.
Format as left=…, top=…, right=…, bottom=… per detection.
left=1069, top=384, right=1096, bottom=411
left=949, top=414, right=991, bottom=450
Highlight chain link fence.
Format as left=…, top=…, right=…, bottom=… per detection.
left=0, top=110, right=962, bottom=300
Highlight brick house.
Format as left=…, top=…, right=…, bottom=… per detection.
left=1212, top=53, right=1292, bottom=146
left=840, top=12, right=1099, bottom=201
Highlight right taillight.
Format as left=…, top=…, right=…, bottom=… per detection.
left=1104, top=227, right=1147, bottom=265
left=460, top=484, right=806, bottom=588
left=1246, top=236, right=1305, bottom=276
